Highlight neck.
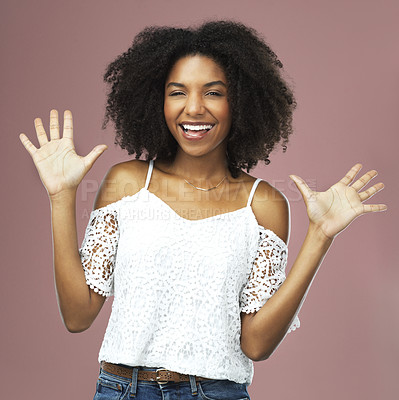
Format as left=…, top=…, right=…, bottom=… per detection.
left=168, top=148, right=229, bottom=184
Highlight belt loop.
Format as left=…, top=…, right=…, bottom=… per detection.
left=189, top=375, right=198, bottom=396
left=130, top=367, right=139, bottom=397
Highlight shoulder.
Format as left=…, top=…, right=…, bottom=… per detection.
left=93, top=160, right=150, bottom=210
left=250, top=179, right=290, bottom=244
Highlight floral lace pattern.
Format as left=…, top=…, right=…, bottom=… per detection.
left=79, top=206, right=119, bottom=297
left=240, top=227, right=300, bottom=332
left=79, top=181, right=299, bottom=385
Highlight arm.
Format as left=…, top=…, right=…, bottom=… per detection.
left=51, top=189, right=107, bottom=332
left=241, top=224, right=331, bottom=361
left=241, top=164, right=386, bottom=361
left=20, top=109, right=108, bottom=332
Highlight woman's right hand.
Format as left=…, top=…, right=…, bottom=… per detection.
left=20, top=109, right=107, bottom=198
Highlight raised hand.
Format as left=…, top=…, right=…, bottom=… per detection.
left=290, top=164, right=387, bottom=239
left=20, top=109, right=107, bottom=198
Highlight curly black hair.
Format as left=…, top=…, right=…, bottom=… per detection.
left=103, top=20, right=296, bottom=178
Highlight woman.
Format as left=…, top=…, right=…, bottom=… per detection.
left=19, top=21, right=386, bottom=400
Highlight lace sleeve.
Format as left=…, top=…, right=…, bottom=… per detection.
left=240, top=227, right=300, bottom=333
left=79, top=206, right=119, bottom=297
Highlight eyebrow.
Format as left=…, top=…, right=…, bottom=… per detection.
left=166, top=80, right=227, bottom=89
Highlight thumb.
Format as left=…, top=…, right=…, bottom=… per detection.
left=84, top=144, right=108, bottom=169
left=289, top=174, right=314, bottom=202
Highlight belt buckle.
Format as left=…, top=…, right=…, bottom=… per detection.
left=155, top=368, right=170, bottom=385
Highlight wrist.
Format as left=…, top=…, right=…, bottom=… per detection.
left=307, top=222, right=334, bottom=248
left=49, top=188, right=77, bottom=205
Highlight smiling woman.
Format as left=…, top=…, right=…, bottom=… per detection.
left=164, top=55, right=232, bottom=159
left=19, top=20, right=386, bottom=400
left=103, top=21, right=296, bottom=179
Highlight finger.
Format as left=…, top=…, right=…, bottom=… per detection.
left=361, top=203, right=387, bottom=213
left=351, top=170, right=377, bottom=192
left=49, top=109, right=60, bottom=140
left=338, top=163, right=362, bottom=185
left=63, top=110, right=73, bottom=139
left=359, top=182, right=384, bottom=202
left=83, top=145, right=108, bottom=170
left=289, top=175, right=314, bottom=201
left=19, top=133, right=38, bottom=156
left=34, top=117, right=48, bottom=146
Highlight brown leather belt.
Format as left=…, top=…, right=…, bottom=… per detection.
left=101, top=362, right=210, bottom=384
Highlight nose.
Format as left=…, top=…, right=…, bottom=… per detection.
left=184, top=93, right=204, bottom=116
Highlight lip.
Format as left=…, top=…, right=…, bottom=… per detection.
left=178, top=123, right=215, bottom=141
left=180, top=121, right=215, bottom=126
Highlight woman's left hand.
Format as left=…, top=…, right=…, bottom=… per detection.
left=290, top=164, right=387, bottom=240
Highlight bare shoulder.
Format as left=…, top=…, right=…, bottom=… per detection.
left=93, top=160, right=149, bottom=210
left=251, top=179, right=290, bottom=244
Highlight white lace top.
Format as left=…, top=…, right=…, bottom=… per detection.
left=79, top=160, right=300, bottom=385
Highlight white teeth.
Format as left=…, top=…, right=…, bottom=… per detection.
left=182, top=124, right=214, bottom=131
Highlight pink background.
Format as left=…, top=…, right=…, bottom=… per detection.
left=1, top=0, right=398, bottom=399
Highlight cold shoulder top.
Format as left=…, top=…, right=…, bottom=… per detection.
left=79, top=160, right=300, bottom=385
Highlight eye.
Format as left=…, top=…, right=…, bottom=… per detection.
left=169, top=91, right=185, bottom=97
left=206, top=91, right=222, bottom=96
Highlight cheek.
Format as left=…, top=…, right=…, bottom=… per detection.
left=163, top=101, right=174, bottom=126
left=163, top=101, right=180, bottom=139
left=219, top=103, right=232, bottom=127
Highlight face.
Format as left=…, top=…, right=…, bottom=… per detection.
left=164, top=55, right=232, bottom=158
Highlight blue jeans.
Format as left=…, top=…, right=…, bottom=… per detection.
left=93, top=366, right=251, bottom=400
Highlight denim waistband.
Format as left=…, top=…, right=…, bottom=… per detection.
left=99, top=365, right=199, bottom=397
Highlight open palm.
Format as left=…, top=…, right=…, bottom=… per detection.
left=290, top=164, right=386, bottom=239
left=20, top=110, right=107, bottom=197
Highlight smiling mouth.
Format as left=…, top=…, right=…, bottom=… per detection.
left=179, top=123, right=215, bottom=140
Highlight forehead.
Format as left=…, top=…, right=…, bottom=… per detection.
left=166, top=55, right=227, bottom=84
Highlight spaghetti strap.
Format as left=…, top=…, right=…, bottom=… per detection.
left=144, top=160, right=154, bottom=190
left=281, top=190, right=291, bottom=245
left=247, top=178, right=262, bottom=207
